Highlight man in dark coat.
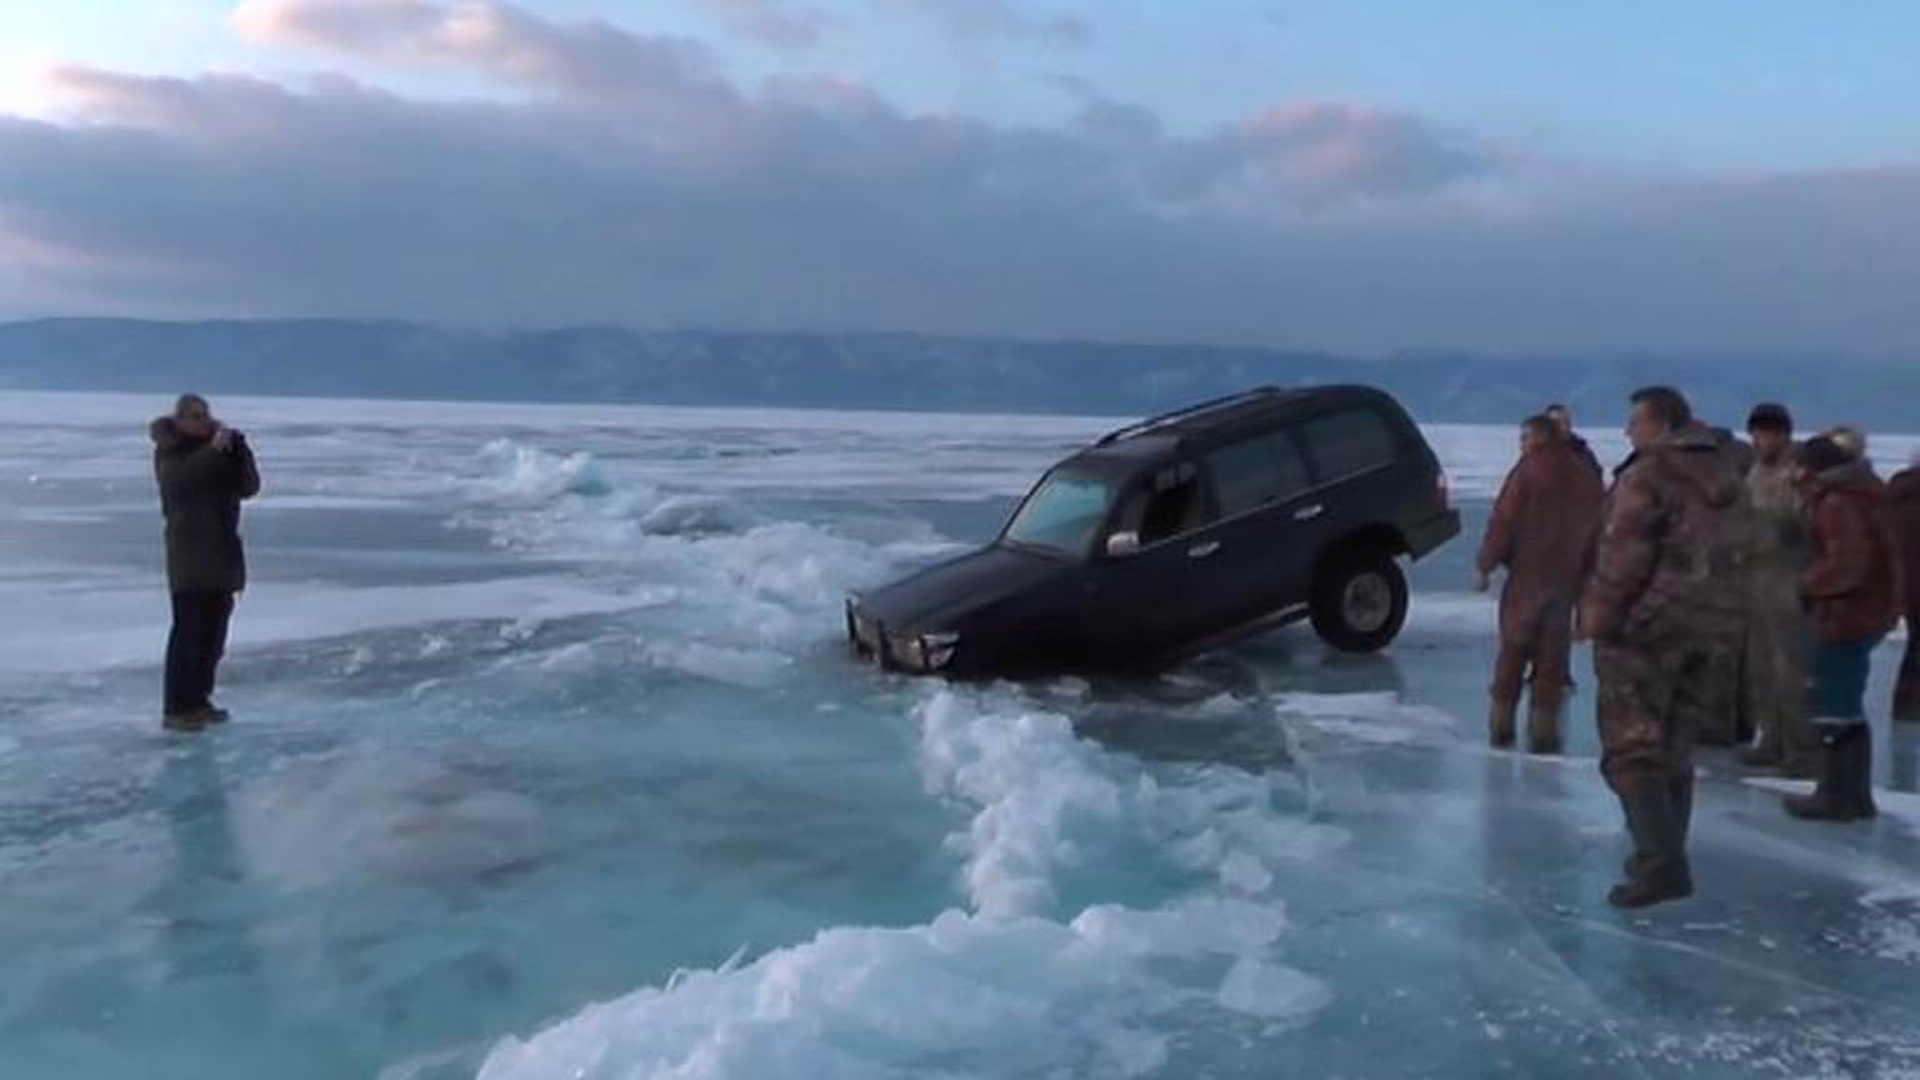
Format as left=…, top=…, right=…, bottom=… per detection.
left=153, top=394, right=260, bottom=731
left=1783, top=437, right=1901, bottom=820
left=1579, top=387, right=1749, bottom=909
left=1478, top=415, right=1605, bottom=753
left=1891, top=453, right=1920, bottom=725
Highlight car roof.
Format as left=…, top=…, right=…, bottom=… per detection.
left=1067, top=385, right=1394, bottom=470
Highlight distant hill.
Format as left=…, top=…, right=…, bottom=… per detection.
left=0, top=318, right=1912, bottom=429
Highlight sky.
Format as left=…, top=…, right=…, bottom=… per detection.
left=1, top=0, right=1917, bottom=355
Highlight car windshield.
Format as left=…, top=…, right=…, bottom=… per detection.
left=1002, top=467, right=1115, bottom=555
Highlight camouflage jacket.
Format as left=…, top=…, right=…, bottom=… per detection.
left=1746, top=451, right=1809, bottom=605
left=1581, top=427, right=1751, bottom=646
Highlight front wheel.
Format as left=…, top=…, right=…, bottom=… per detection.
left=1310, top=552, right=1409, bottom=653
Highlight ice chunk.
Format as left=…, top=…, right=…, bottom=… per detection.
left=1217, top=957, right=1330, bottom=1021
left=1277, top=690, right=1456, bottom=747
left=640, top=639, right=794, bottom=688
left=479, top=894, right=1328, bottom=1080
left=916, top=690, right=1127, bottom=918
left=476, top=439, right=611, bottom=501
left=639, top=495, right=761, bottom=537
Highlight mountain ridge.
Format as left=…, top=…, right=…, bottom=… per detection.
left=1, top=317, right=1909, bottom=429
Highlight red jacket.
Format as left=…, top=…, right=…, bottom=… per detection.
left=1478, top=441, right=1605, bottom=643
left=1802, top=461, right=1901, bottom=643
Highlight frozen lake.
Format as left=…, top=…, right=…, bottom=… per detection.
left=2, top=391, right=1918, bottom=1079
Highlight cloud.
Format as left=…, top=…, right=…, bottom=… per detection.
left=2, top=0, right=1917, bottom=355
left=233, top=0, right=724, bottom=100
left=688, top=0, right=835, bottom=51
left=875, top=0, right=1093, bottom=48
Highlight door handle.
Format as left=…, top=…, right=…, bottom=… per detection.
left=1188, top=540, right=1221, bottom=559
left=1293, top=504, right=1325, bottom=522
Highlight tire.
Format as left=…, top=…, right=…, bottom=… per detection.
left=1310, top=551, right=1409, bottom=654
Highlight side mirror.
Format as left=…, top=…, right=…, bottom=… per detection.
left=1105, top=531, right=1142, bottom=558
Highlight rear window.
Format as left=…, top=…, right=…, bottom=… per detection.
left=1300, top=409, right=1397, bottom=482
left=1207, top=434, right=1313, bottom=517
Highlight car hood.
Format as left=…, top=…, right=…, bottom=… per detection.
left=854, top=544, right=1067, bottom=632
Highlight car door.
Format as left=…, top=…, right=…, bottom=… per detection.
left=1082, top=459, right=1233, bottom=659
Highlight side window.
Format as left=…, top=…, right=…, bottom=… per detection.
left=1300, top=409, right=1397, bottom=483
left=1207, top=434, right=1313, bottom=517
left=1120, top=464, right=1213, bottom=545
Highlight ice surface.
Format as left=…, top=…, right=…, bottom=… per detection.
left=2, top=390, right=1919, bottom=1080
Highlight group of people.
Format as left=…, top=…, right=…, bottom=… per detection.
left=1478, top=387, right=1920, bottom=909
left=149, top=388, right=1920, bottom=913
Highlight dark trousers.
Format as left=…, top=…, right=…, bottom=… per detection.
left=165, top=591, right=235, bottom=716
left=1808, top=635, right=1881, bottom=725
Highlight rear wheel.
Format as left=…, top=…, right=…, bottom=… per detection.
left=1310, top=551, right=1408, bottom=653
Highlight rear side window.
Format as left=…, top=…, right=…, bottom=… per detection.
left=1207, top=434, right=1313, bottom=517
left=1300, top=409, right=1397, bottom=482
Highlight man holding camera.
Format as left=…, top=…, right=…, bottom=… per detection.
left=152, top=394, right=261, bottom=732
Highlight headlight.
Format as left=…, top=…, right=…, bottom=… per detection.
left=886, top=630, right=961, bottom=672
left=921, top=632, right=961, bottom=671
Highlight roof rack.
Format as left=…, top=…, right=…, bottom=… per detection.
left=1095, top=386, right=1286, bottom=446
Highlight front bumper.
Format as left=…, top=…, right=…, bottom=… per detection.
left=846, top=599, right=958, bottom=674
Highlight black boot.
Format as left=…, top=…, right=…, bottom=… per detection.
left=1843, top=725, right=1878, bottom=820
left=1672, top=772, right=1694, bottom=849
left=1785, top=726, right=1860, bottom=822
left=1609, top=780, right=1694, bottom=909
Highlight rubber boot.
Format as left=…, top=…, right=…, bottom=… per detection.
left=1609, top=780, right=1694, bottom=909
left=1621, top=772, right=1695, bottom=880
left=1488, top=697, right=1517, bottom=750
left=162, top=709, right=209, bottom=733
left=1843, top=726, right=1878, bottom=820
left=1526, top=690, right=1563, bottom=756
left=1785, top=724, right=1859, bottom=822
left=1672, top=772, right=1694, bottom=849
left=1780, top=718, right=1823, bottom=781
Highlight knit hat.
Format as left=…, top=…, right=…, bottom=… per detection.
left=1825, top=426, right=1867, bottom=459
left=1799, top=436, right=1850, bottom=475
left=1746, top=403, right=1792, bottom=434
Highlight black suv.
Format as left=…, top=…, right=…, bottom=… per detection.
left=847, top=386, right=1459, bottom=677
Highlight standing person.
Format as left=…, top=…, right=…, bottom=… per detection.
left=1477, top=415, right=1605, bottom=753
left=1891, top=451, right=1920, bottom=724
left=1825, top=426, right=1868, bottom=462
left=152, top=394, right=261, bottom=732
left=1672, top=420, right=1757, bottom=748
left=1738, top=404, right=1818, bottom=775
left=1579, top=387, right=1748, bottom=909
left=1545, top=403, right=1603, bottom=480
left=1785, top=436, right=1900, bottom=821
